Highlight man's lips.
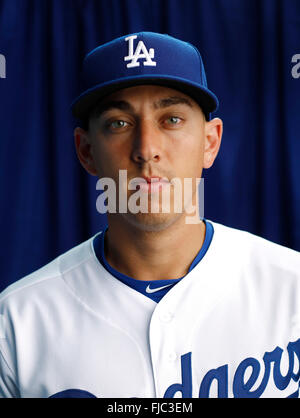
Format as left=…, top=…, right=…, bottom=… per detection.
left=129, top=176, right=170, bottom=192
left=143, top=176, right=169, bottom=184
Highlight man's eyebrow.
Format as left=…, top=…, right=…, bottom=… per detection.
left=153, top=96, right=194, bottom=109
left=92, top=100, right=135, bottom=118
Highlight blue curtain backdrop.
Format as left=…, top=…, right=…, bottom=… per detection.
left=0, top=0, right=299, bottom=292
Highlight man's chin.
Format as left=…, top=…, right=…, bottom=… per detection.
left=120, top=211, right=183, bottom=232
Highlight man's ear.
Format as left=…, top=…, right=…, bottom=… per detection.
left=203, top=118, right=223, bottom=169
left=74, top=127, right=98, bottom=176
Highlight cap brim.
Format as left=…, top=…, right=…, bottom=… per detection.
left=71, top=75, right=218, bottom=122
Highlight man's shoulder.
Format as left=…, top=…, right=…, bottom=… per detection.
left=209, top=220, right=300, bottom=274
left=0, top=234, right=100, bottom=305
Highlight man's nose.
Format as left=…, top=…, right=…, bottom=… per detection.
left=131, top=119, right=162, bottom=164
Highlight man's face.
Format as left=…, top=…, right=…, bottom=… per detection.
left=75, top=85, right=222, bottom=231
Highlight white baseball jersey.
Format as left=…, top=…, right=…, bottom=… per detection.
left=0, top=221, right=300, bottom=398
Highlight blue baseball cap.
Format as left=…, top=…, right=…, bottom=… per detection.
left=71, top=32, right=219, bottom=122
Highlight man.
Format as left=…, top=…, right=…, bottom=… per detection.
left=0, top=32, right=299, bottom=398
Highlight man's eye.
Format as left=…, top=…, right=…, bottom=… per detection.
left=109, top=120, right=128, bottom=129
left=165, top=116, right=181, bottom=125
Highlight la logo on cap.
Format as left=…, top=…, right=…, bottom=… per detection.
left=124, top=35, right=157, bottom=68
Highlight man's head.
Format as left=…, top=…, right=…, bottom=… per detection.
left=72, top=32, right=219, bottom=125
left=72, top=32, right=223, bottom=231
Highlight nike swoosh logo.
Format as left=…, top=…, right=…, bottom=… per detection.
left=145, top=283, right=173, bottom=294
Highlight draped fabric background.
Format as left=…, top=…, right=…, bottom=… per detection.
left=0, top=0, right=299, bottom=292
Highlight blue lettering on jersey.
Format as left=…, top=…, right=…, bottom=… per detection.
left=199, top=364, right=229, bottom=397
left=163, top=338, right=300, bottom=398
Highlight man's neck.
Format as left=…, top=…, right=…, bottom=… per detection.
left=104, top=215, right=206, bottom=282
